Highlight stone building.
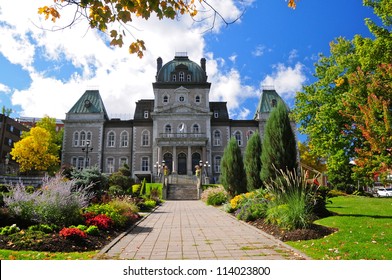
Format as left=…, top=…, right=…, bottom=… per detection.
left=62, top=53, right=289, bottom=185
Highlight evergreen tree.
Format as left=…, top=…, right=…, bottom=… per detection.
left=244, top=130, right=262, bottom=191
left=260, top=101, right=297, bottom=182
left=220, top=137, right=247, bottom=197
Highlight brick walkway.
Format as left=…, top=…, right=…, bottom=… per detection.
left=97, top=200, right=309, bottom=260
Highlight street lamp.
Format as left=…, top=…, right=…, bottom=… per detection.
left=81, top=140, right=93, bottom=168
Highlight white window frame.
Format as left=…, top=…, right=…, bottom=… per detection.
left=120, top=131, right=129, bottom=147
left=144, top=110, right=149, bottom=119
left=107, top=157, right=115, bottom=173
left=234, top=131, right=242, bottom=146
left=73, top=131, right=79, bottom=147
left=214, top=156, right=222, bottom=173
left=107, top=131, right=116, bottom=147
left=141, top=156, right=149, bottom=171
left=179, top=71, right=184, bottom=81
left=141, top=130, right=150, bottom=146
left=213, top=130, right=221, bottom=146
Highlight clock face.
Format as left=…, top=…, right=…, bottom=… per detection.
left=84, top=99, right=91, bottom=107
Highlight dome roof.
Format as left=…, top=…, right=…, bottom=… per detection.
left=156, top=54, right=207, bottom=83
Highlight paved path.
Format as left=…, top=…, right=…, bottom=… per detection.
left=97, top=200, right=309, bottom=260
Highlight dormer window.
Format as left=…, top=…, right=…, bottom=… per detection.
left=172, top=74, right=176, bottom=81
left=179, top=71, right=184, bottom=81
left=163, top=95, right=169, bottom=104
left=144, top=111, right=149, bottom=119
left=271, top=99, right=277, bottom=107
left=214, top=111, right=219, bottom=118
left=187, top=74, right=191, bottom=81
left=179, top=95, right=185, bottom=102
left=195, top=95, right=201, bottom=103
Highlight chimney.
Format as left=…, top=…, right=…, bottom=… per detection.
left=157, top=57, right=163, bottom=73
left=200, top=58, right=206, bottom=73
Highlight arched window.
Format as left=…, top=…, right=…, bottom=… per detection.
left=234, top=131, right=242, bottom=146
left=141, top=130, right=150, bottom=146
left=80, top=131, right=86, bottom=146
left=195, top=95, right=201, bottom=103
left=73, top=132, right=79, bottom=147
left=165, top=124, right=172, bottom=134
left=163, top=95, right=169, bottom=104
left=179, top=71, right=184, bottom=81
left=187, top=74, right=191, bottom=81
left=172, top=74, right=176, bottom=81
left=107, top=131, right=115, bottom=147
left=214, top=156, right=222, bottom=173
left=213, top=130, right=221, bottom=146
left=246, top=130, right=254, bottom=140
left=86, top=131, right=92, bottom=144
left=106, top=157, right=115, bottom=173
left=120, top=131, right=129, bottom=147
left=192, top=124, right=200, bottom=133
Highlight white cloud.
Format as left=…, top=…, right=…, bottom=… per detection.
left=0, top=0, right=256, bottom=120
left=261, top=63, right=307, bottom=101
left=0, top=83, right=11, bottom=93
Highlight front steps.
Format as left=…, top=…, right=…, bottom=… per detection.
left=167, top=184, right=199, bottom=200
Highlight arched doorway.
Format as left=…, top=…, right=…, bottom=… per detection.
left=192, top=152, right=201, bottom=174
left=177, top=153, right=187, bottom=175
left=163, top=153, right=173, bottom=173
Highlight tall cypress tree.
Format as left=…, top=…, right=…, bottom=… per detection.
left=220, top=137, right=247, bottom=197
left=244, top=130, right=262, bottom=191
left=260, top=101, right=297, bottom=182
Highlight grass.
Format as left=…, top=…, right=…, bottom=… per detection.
left=286, top=195, right=392, bottom=260
left=0, top=250, right=99, bottom=260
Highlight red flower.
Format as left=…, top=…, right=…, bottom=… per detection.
left=59, top=227, right=87, bottom=240
left=85, top=214, right=113, bottom=230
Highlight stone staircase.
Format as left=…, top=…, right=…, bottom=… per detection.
left=166, top=175, right=199, bottom=200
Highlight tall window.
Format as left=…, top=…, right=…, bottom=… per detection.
left=72, top=156, right=85, bottom=170
left=108, top=131, right=115, bottom=147
left=179, top=71, right=184, bottom=81
left=163, top=95, right=169, bottom=104
left=144, top=110, right=149, bottom=119
left=120, top=131, right=129, bottom=147
left=192, top=124, right=200, bottom=133
left=119, top=157, right=128, bottom=167
left=213, top=130, right=221, bottom=146
left=107, top=158, right=115, bottom=173
left=214, top=156, right=221, bottom=173
left=187, top=74, right=191, bottom=81
left=142, top=130, right=150, bottom=146
left=172, top=74, right=176, bottom=81
left=195, top=95, right=200, bottom=103
left=87, top=131, right=92, bottom=144
left=141, top=157, right=149, bottom=171
left=73, top=132, right=79, bottom=146
left=80, top=131, right=86, bottom=146
left=234, top=131, right=242, bottom=146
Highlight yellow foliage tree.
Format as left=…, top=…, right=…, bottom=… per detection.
left=38, top=0, right=298, bottom=58
left=10, top=126, right=60, bottom=174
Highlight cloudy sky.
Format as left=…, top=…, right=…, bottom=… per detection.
left=0, top=0, right=378, bottom=124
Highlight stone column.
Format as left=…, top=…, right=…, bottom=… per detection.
left=187, top=145, right=192, bottom=175
left=172, top=145, right=177, bottom=173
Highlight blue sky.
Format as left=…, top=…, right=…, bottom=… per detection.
left=0, top=1, right=379, bottom=136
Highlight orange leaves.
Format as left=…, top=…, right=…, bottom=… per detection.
left=288, top=0, right=297, bottom=9
left=38, top=6, right=60, bottom=22
left=129, top=40, right=146, bottom=58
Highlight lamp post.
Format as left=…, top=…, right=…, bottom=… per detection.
left=199, top=160, right=211, bottom=185
left=81, top=140, right=93, bottom=169
left=154, top=161, right=161, bottom=183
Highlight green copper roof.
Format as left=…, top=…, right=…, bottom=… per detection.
left=156, top=55, right=207, bottom=83
left=68, top=90, right=108, bottom=118
left=254, top=88, right=288, bottom=118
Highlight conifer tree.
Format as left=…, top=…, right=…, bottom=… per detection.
left=220, top=137, right=247, bottom=197
left=260, top=101, right=297, bottom=182
left=244, top=130, right=262, bottom=191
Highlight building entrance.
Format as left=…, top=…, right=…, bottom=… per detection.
left=177, top=153, right=187, bottom=175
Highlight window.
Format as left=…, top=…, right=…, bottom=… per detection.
left=271, top=99, right=277, bottom=107
left=179, top=95, right=185, bottom=102
left=7, top=138, right=12, bottom=147
left=73, top=156, right=84, bottom=170
left=87, top=131, right=92, bottom=144
left=179, top=71, right=184, bottom=81
left=144, top=110, right=149, bottom=119
left=163, top=95, right=169, bottom=104
left=107, top=158, right=115, bottom=173
left=119, top=157, right=128, bottom=167
left=214, top=111, right=219, bottom=118
left=234, top=131, right=242, bottom=146
left=80, top=131, right=86, bottom=146
left=142, top=130, right=150, bottom=146
left=192, top=124, right=200, bottom=133
left=213, top=130, right=221, bottom=146
left=246, top=130, right=254, bottom=140
left=187, top=74, right=191, bottom=81
left=141, top=157, right=149, bottom=171
left=195, top=95, right=200, bottom=103
left=165, top=124, right=172, bottom=134
left=73, top=132, right=79, bottom=146
left=108, top=131, right=115, bottom=147
left=172, top=74, right=176, bottom=81
left=120, top=131, right=129, bottom=147
left=214, top=156, right=221, bottom=173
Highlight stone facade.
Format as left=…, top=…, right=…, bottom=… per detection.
left=62, top=54, right=290, bottom=183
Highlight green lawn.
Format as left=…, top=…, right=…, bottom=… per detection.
left=0, top=249, right=99, bottom=260
left=287, top=195, right=392, bottom=260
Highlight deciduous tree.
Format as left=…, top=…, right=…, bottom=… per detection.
left=10, top=127, right=60, bottom=174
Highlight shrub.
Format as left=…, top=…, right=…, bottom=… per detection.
left=59, top=227, right=87, bottom=240
left=27, top=224, right=57, bottom=233
left=132, top=184, right=141, bottom=195
left=201, top=186, right=228, bottom=206
left=143, top=199, right=156, bottom=210
left=84, top=213, right=113, bottom=230
left=236, top=202, right=267, bottom=222
left=71, top=166, right=109, bottom=197
left=85, top=225, right=100, bottom=236
left=108, top=185, right=124, bottom=196
left=4, top=175, right=92, bottom=227
left=0, top=224, right=20, bottom=235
